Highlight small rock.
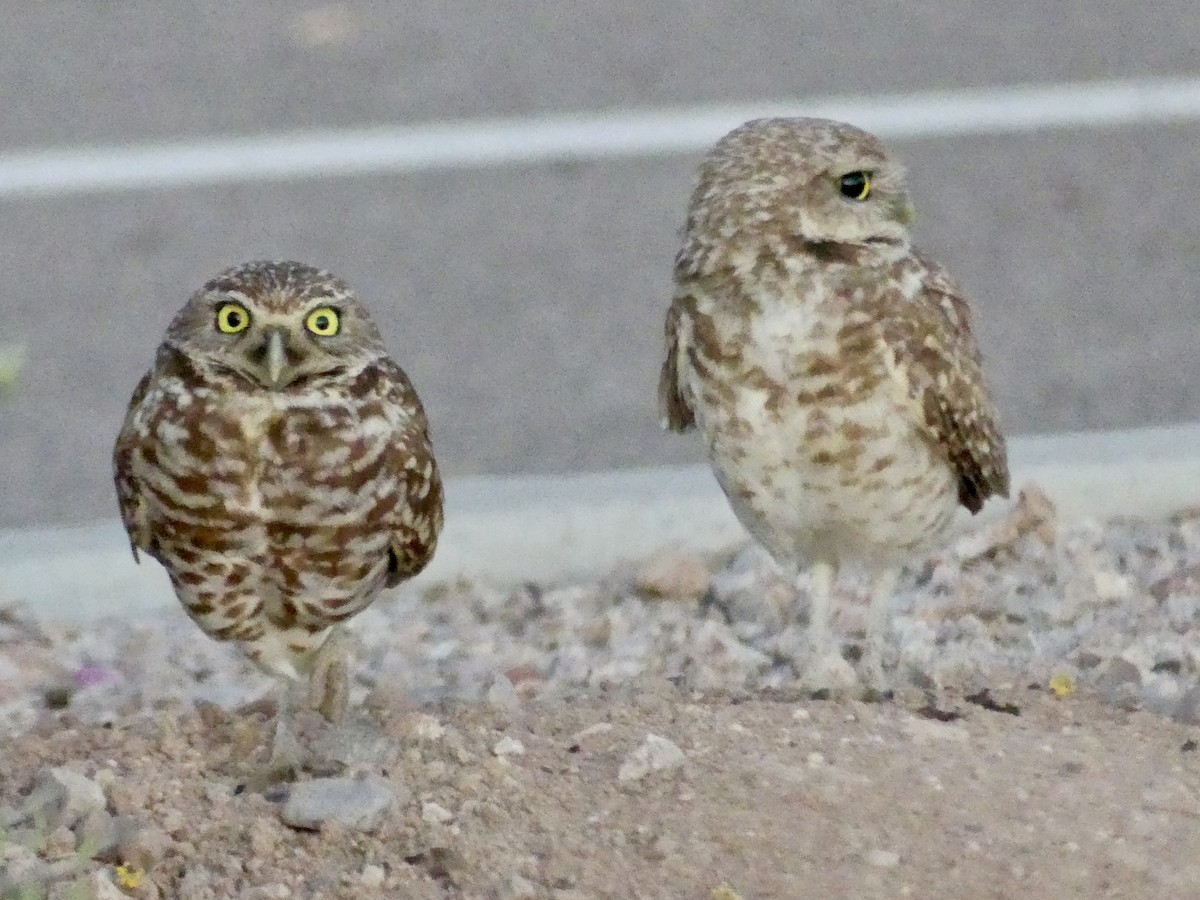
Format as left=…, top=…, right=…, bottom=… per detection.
left=618, top=734, right=686, bottom=783
left=421, top=801, right=454, bottom=824
left=503, top=664, right=544, bottom=687
left=903, top=716, right=969, bottom=744
left=1173, top=684, right=1200, bottom=725
left=486, top=674, right=521, bottom=712
left=281, top=775, right=397, bottom=832
left=1092, top=571, right=1132, bottom=603
left=360, top=864, right=386, bottom=888
left=178, top=866, right=216, bottom=897
left=411, top=715, right=445, bottom=741
left=507, top=873, right=541, bottom=898
left=1150, top=563, right=1200, bottom=601
left=634, top=552, right=711, bottom=601
left=866, top=848, right=900, bottom=868
left=243, top=885, right=290, bottom=899
left=77, top=809, right=122, bottom=861
left=570, top=722, right=614, bottom=745
left=45, top=823, right=76, bottom=858
left=21, top=767, right=107, bottom=829
left=309, top=720, right=397, bottom=773
left=1096, top=657, right=1143, bottom=696
left=89, top=870, right=129, bottom=900
left=492, top=736, right=526, bottom=757
left=1, top=841, right=41, bottom=884
left=119, top=824, right=174, bottom=870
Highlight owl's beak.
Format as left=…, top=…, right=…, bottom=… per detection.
left=265, top=329, right=288, bottom=387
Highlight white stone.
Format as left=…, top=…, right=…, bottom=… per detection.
left=360, top=864, right=386, bottom=888
left=281, top=775, right=396, bottom=832
left=492, top=736, right=526, bottom=757
left=867, top=848, right=900, bottom=868
left=617, top=734, right=686, bottom=783
left=421, top=801, right=454, bottom=824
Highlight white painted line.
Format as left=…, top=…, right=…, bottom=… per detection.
left=1, top=78, right=1199, bottom=199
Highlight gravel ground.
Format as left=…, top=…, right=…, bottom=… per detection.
left=3, top=485, right=1200, bottom=898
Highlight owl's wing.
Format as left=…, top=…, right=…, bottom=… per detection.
left=659, top=297, right=697, bottom=432
left=112, top=371, right=154, bottom=562
left=888, top=255, right=1010, bottom=514
left=375, top=360, right=445, bottom=587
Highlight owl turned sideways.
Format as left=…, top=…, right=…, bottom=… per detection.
left=114, top=260, right=443, bottom=772
left=660, top=118, right=1009, bottom=695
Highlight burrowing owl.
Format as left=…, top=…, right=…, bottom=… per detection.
left=113, top=260, right=443, bottom=767
left=660, top=118, right=1009, bottom=695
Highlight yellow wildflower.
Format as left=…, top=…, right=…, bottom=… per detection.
left=1049, top=673, right=1076, bottom=698
left=116, top=864, right=145, bottom=889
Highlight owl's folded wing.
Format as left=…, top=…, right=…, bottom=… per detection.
left=887, top=257, right=1010, bottom=514
left=375, top=360, right=445, bottom=586
left=112, top=370, right=154, bottom=561
left=659, top=299, right=697, bottom=432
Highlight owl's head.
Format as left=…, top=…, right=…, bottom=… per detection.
left=164, top=260, right=387, bottom=390
left=680, top=117, right=917, bottom=273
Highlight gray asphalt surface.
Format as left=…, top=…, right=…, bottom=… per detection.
left=2, top=2, right=1199, bottom=529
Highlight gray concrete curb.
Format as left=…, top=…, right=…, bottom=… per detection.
left=3, top=423, right=1199, bottom=622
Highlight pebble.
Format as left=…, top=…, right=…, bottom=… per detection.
left=507, top=873, right=541, bottom=898
left=421, top=801, right=454, bottom=824
left=904, top=716, right=970, bottom=744
left=493, top=736, right=526, bottom=756
left=360, top=864, right=386, bottom=888
left=866, top=848, right=900, bottom=868
left=20, top=766, right=107, bottom=829
left=6, top=502, right=1200, bottom=747
left=1173, top=683, right=1200, bottom=725
left=281, top=775, right=397, bottom=832
left=88, top=871, right=129, bottom=900
left=571, top=722, right=614, bottom=745
left=119, top=824, right=174, bottom=870
left=617, top=734, right=687, bottom=783
left=1096, top=658, right=1143, bottom=703
left=634, top=552, right=712, bottom=601
left=309, top=720, right=397, bottom=772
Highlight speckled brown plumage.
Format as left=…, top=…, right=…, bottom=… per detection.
left=660, top=118, right=1009, bottom=694
left=113, top=261, right=443, bottom=719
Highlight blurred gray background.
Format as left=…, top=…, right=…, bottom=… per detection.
left=2, top=2, right=1199, bottom=529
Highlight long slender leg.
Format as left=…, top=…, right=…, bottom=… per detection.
left=307, top=625, right=351, bottom=725
left=860, top=567, right=899, bottom=695
left=797, top=560, right=855, bottom=695
left=805, top=560, right=835, bottom=662
left=264, top=677, right=307, bottom=782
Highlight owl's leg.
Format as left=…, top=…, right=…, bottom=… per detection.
left=307, top=626, right=351, bottom=725
left=258, top=678, right=307, bottom=784
left=797, top=560, right=855, bottom=696
left=859, top=567, right=899, bottom=698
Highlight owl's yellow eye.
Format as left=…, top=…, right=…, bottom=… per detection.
left=305, top=307, right=340, bottom=336
left=839, top=171, right=872, bottom=201
left=215, top=302, right=251, bottom=334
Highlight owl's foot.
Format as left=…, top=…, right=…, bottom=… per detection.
left=797, top=651, right=857, bottom=699
left=307, top=627, right=351, bottom=725
left=238, top=708, right=309, bottom=793
left=266, top=715, right=308, bottom=781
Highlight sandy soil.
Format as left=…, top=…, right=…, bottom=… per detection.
left=4, top=490, right=1200, bottom=898
left=2, top=681, right=1199, bottom=899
